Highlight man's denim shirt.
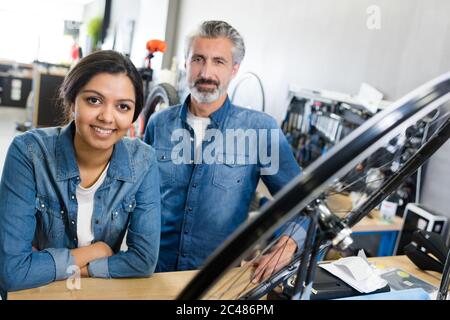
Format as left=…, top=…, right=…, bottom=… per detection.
left=144, top=96, right=308, bottom=272
left=0, top=122, right=161, bottom=294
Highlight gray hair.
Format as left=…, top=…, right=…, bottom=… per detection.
left=185, top=20, right=246, bottom=65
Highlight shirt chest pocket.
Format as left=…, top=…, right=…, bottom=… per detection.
left=35, top=196, right=66, bottom=239
left=213, top=155, right=250, bottom=190
left=155, top=148, right=176, bottom=184
left=109, top=197, right=136, bottom=238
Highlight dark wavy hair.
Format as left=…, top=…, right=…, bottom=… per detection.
left=59, top=50, right=143, bottom=124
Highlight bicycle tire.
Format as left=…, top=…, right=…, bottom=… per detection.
left=177, top=72, right=450, bottom=300
left=137, top=82, right=179, bottom=137
left=230, top=72, right=266, bottom=112
left=251, top=115, right=450, bottom=300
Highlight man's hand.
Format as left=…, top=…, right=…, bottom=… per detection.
left=251, top=236, right=297, bottom=284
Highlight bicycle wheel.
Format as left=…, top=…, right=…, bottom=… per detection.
left=177, top=72, right=450, bottom=300
left=230, top=72, right=266, bottom=112
left=217, top=110, right=450, bottom=300
left=134, top=82, right=179, bottom=138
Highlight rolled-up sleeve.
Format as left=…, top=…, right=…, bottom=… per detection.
left=281, top=216, right=310, bottom=250
left=43, top=248, right=76, bottom=281
left=87, top=257, right=110, bottom=279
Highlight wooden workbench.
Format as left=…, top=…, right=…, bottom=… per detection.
left=326, top=193, right=403, bottom=232
left=7, top=267, right=254, bottom=300
left=7, top=256, right=442, bottom=300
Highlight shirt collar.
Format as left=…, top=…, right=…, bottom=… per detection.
left=179, top=94, right=231, bottom=127
left=55, top=121, right=134, bottom=182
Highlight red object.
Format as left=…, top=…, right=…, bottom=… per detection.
left=146, top=40, right=167, bottom=53
left=71, top=43, right=80, bottom=61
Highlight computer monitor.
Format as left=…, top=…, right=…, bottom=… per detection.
left=394, top=203, right=448, bottom=255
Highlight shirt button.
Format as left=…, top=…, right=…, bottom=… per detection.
left=192, top=183, right=197, bottom=188
left=187, top=207, right=193, bottom=212
left=161, top=155, right=166, bottom=160
left=41, top=204, right=45, bottom=208
left=71, top=195, right=75, bottom=200
left=71, top=220, right=75, bottom=225
left=190, top=160, right=194, bottom=164
left=76, top=177, right=80, bottom=180
left=190, top=137, right=194, bottom=142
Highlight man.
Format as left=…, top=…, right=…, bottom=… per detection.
left=144, top=20, right=307, bottom=283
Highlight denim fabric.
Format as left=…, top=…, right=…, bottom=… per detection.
left=0, top=122, right=161, bottom=293
left=144, top=96, right=308, bottom=272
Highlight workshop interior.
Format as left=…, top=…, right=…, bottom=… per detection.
left=1, top=0, right=450, bottom=302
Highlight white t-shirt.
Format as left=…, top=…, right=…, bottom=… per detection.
left=186, top=110, right=211, bottom=162
left=76, top=163, right=110, bottom=248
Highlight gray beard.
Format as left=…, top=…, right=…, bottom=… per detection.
left=189, top=84, right=226, bottom=104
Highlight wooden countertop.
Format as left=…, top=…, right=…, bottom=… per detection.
left=368, top=255, right=442, bottom=287
left=8, top=266, right=255, bottom=300
left=326, top=193, right=403, bottom=232
left=8, top=255, right=442, bottom=300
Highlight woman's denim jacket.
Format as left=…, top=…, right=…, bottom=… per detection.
left=0, top=122, right=161, bottom=295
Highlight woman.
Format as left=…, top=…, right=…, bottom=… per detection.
left=0, top=50, right=161, bottom=295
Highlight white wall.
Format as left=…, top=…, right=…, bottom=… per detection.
left=82, top=0, right=105, bottom=24
left=420, top=139, right=450, bottom=218
left=0, top=0, right=86, bottom=63
left=173, top=0, right=450, bottom=122
left=81, top=0, right=106, bottom=55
